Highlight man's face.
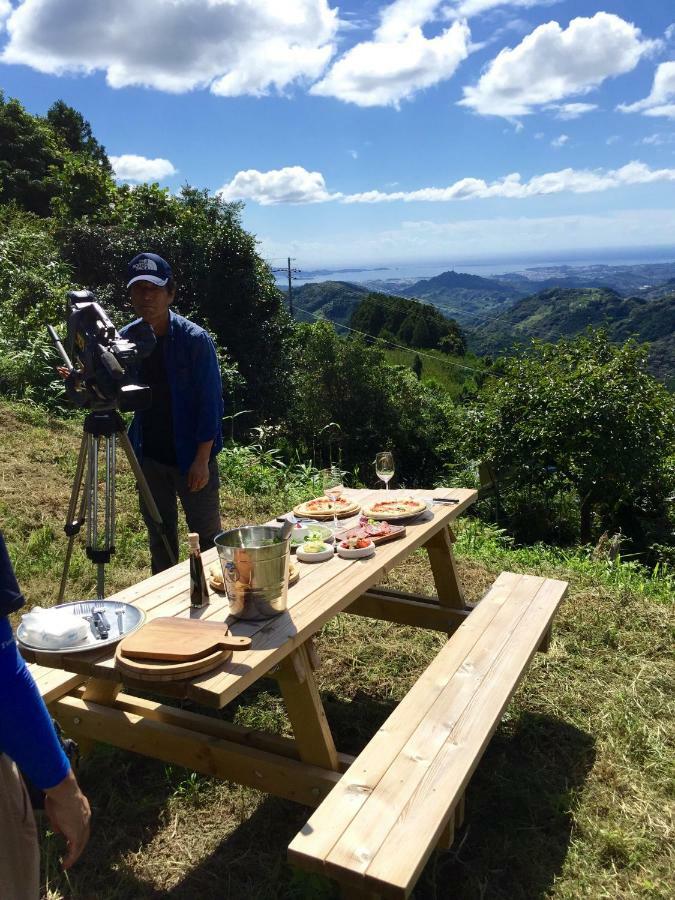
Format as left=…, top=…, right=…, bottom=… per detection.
left=130, top=281, right=174, bottom=331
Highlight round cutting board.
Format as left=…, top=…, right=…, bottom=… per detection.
left=115, top=643, right=231, bottom=682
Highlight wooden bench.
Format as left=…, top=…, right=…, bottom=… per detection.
left=288, top=571, right=568, bottom=899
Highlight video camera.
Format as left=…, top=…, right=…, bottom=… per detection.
left=48, top=290, right=156, bottom=412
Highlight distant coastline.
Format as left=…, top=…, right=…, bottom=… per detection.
left=274, top=246, right=675, bottom=287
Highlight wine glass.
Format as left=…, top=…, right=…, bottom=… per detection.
left=375, top=452, right=394, bottom=491
left=322, top=467, right=344, bottom=536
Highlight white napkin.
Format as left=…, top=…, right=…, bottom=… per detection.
left=21, top=606, right=90, bottom=649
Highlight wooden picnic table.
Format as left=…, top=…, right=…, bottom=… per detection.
left=23, top=487, right=476, bottom=806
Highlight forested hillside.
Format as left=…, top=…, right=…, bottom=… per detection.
left=350, top=292, right=466, bottom=354
left=470, top=286, right=675, bottom=383
left=292, top=279, right=369, bottom=326
left=400, top=269, right=523, bottom=325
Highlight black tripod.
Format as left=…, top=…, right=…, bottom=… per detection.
left=57, top=410, right=176, bottom=603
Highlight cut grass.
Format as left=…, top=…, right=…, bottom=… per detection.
left=0, top=399, right=673, bottom=899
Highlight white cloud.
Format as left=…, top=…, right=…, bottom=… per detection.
left=666, top=24, right=675, bottom=42
left=460, top=13, right=659, bottom=117
left=348, top=149, right=359, bottom=159
left=221, top=160, right=675, bottom=205
left=310, top=1, right=471, bottom=107
left=550, top=134, right=568, bottom=147
left=606, top=135, right=621, bottom=145
left=640, top=133, right=675, bottom=146
left=0, top=0, right=338, bottom=95
left=552, top=102, right=597, bottom=120
left=0, top=0, right=11, bottom=31
left=218, top=166, right=340, bottom=205
left=110, top=155, right=177, bottom=182
left=444, top=0, right=557, bottom=18
left=619, top=61, right=675, bottom=120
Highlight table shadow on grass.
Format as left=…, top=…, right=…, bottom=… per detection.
left=413, top=712, right=596, bottom=900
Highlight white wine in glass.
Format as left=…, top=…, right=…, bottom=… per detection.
left=375, top=452, right=394, bottom=490
left=322, top=467, right=343, bottom=535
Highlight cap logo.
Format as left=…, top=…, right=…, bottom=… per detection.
left=134, top=258, right=158, bottom=272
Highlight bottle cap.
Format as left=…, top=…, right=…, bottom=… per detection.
left=188, top=532, right=200, bottom=549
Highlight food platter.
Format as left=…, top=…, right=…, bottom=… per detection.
left=17, top=600, right=145, bottom=655
left=293, top=495, right=361, bottom=520
left=336, top=518, right=406, bottom=545
left=360, top=497, right=429, bottom=522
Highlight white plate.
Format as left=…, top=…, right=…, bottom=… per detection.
left=296, top=543, right=334, bottom=563
left=17, top=601, right=145, bottom=655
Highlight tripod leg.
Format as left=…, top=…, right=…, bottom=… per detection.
left=118, top=431, right=177, bottom=567
left=57, top=433, right=89, bottom=604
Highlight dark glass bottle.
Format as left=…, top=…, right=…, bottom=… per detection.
left=188, top=532, right=209, bottom=608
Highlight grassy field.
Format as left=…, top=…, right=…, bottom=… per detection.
left=1, top=400, right=673, bottom=900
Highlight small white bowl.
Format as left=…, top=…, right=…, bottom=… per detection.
left=336, top=539, right=376, bottom=559
left=296, top=542, right=334, bottom=563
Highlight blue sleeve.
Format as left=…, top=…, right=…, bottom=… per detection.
left=0, top=617, right=70, bottom=790
left=0, top=532, right=25, bottom=616
left=192, top=332, right=223, bottom=445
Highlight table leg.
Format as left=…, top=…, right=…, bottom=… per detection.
left=276, top=643, right=340, bottom=772
left=425, top=526, right=466, bottom=612
left=76, top=678, right=121, bottom=756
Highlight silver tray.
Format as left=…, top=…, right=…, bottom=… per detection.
left=17, top=600, right=146, bottom=655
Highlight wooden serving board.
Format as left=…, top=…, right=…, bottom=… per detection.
left=335, top=524, right=406, bottom=545
left=115, top=644, right=231, bottom=683
left=118, top=617, right=251, bottom=662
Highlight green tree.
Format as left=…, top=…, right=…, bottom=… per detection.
left=47, top=100, right=112, bottom=173
left=0, top=93, right=62, bottom=215
left=476, top=332, right=675, bottom=544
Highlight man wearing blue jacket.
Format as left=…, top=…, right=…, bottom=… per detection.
left=0, top=531, right=90, bottom=897
left=121, top=253, right=224, bottom=573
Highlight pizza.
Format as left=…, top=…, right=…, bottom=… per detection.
left=360, top=497, right=427, bottom=520
left=293, top=495, right=361, bottom=520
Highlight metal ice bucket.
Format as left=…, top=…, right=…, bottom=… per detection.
left=214, top=526, right=290, bottom=620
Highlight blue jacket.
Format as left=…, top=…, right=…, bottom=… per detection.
left=121, top=311, right=224, bottom=474
left=0, top=533, right=69, bottom=790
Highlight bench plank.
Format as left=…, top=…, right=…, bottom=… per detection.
left=288, top=572, right=567, bottom=898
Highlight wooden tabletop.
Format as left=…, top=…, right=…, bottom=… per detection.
left=24, top=487, right=476, bottom=709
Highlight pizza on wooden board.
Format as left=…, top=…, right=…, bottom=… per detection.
left=293, top=495, right=361, bottom=519
left=360, top=497, right=427, bottom=520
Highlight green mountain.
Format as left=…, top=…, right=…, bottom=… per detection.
left=470, top=287, right=675, bottom=383
left=350, top=292, right=465, bottom=354
left=292, top=280, right=370, bottom=327
left=399, top=270, right=525, bottom=325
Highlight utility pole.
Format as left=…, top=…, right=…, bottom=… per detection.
left=269, top=257, right=300, bottom=317
left=287, top=257, right=294, bottom=317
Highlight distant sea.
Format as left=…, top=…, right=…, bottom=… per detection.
left=273, top=247, right=675, bottom=287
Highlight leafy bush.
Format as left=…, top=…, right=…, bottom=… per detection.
left=475, top=332, right=675, bottom=549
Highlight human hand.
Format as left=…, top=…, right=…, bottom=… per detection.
left=187, top=456, right=210, bottom=492
left=43, top=769, right=91, bottom=870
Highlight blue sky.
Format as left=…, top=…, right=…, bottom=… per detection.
left=2, top=0, right=675, bottom=267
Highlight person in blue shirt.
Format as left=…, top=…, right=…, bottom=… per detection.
left=0, top=531, right=90, bottom=897
left=121, top=253, right=224, bottom=573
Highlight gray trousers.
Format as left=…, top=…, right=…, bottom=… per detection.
left=139, top=457, right=221, bottom=574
